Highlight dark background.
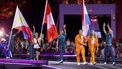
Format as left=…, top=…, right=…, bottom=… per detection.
left=64, top=15, right=111, bottom=41
left=0, top=0, right=122, bottom=40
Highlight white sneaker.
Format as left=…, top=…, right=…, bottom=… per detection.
left=6, top=57, right=10, bottom=59
left=112, top=62, right=116, bottom=65
left=89, top=63, right=93, bottom=65
left=104, top=62, right=107, bottom=64
left=59, top=60, right=63, bottom=63
left=77, top=63, right=80, bottom=65
left=82, top=62, right=87, bottom=65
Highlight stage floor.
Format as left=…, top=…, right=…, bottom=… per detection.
left=0, top=59, right=122, bottom=69
left=13, top=54, right=122, bottom=63
left=1, top=63, right=122, bottom=69
left=0, top=59, right=49, bottom=69
left=48, top=61, right=122, bottom=69
left=0, top=59, right=47, bottom=65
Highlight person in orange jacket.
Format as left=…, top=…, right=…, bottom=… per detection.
left=87, top=30, right=98, bottom=65
left=75, top=29, right=87, bottom=65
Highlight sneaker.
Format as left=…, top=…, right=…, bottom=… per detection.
left=6, top=57, right=10, bottom=59
left=77, top=63, right=80, bottom=65
left=89, top=63, right=93, bottom=65
left=104, top=62, right=107, bottom=64
left=59, top=60, right=63, bottom=64
left=112, top=62, right=116, bottom=65
left=82, top=62, right=88, bottom=65
left=93, top=62, right=96, bottom=65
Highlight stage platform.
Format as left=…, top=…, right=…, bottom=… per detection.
left=13, top=53, right=122, bottom=63
left=0, top=59, right=57, bottom=69
left=48, top=61, right=122, bottom=69
left=0, top=59, right=48, bottom=65
left=0, top=59, right=122, bottom=69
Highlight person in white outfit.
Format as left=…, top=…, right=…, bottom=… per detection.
left=33, top=32, right=40, bottom=60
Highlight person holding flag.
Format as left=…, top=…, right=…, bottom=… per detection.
left=40, top=0, right=59, bottom=60
left=75, top=0, right=91, bottom=65
left=75, top=29, right=87, bottom=65
left=9, top=6, right=33, bottom=58
left=9, top=30, right=20, bottom=55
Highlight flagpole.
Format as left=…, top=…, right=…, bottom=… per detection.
left=82, top=0, right=85, bottom=36
left=82, top=0, right=84, bottom=26
left=7, top=28, right=13, bottom=58
left=7, top=5, right=18, bottom=58
left=40, top=0, right=47, bottom=40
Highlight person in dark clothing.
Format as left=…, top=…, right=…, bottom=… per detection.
left=57, top=25, right=67, bottom=64
left=103, top=23, right=115, bottom=65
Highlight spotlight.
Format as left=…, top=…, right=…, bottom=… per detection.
left=0, top=30, right=4, bottom=37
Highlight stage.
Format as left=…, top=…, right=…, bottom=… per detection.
left=0, top=59, right=50, bottom=69
left=48, top=61, right=122, bottom=69
left=0, top=60, right=122, bottom=69
left=13, top=53, right=122, bottom=63
left=0, top=53, right=122, bottom=69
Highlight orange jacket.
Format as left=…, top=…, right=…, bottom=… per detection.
left=75, top=34, right=85, bottom=49
left=87, top=36, right=98, bottom=48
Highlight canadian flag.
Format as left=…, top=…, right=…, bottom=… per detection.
left=43, top=0, right=58, bottom=43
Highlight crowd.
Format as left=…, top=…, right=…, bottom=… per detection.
left=0, top=0, right=27, bottom=19
left=61, top=0, right=115, bottom=4
left=0, top=34, right=121, bottom=57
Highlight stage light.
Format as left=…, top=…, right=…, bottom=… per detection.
left=0, top=30, right=4, bottom=37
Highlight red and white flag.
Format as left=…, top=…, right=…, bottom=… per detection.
left=12, top=6, right=33, bottom=43
left=42, top=0, right=58, bottom=43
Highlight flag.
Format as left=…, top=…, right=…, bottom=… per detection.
left=82, top=0, right=91, bottom=36
left=43, top=0, right=58, bottom=43
left=12, top=6, right=32, bottom=42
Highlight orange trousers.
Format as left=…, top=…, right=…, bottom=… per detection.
left=89, top=45, right=96, bottom=64
left=76, top=46, right=86, bottom=63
